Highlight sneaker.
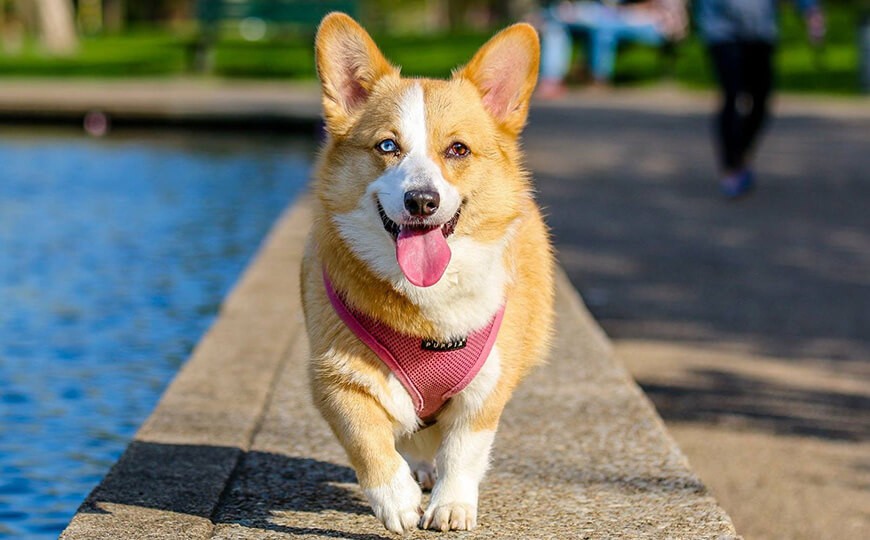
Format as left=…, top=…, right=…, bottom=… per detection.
left=720, top=169, right=755, bottom=199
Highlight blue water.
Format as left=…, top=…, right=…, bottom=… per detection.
left=0, top=128, right=313, bottom=538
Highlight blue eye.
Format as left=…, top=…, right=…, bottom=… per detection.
left=376, top=139, right=399, bottom=154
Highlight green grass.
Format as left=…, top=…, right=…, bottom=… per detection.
left=213, top=32, right=490, bottom=79
left=0, top=31, right=189, bottom=76
left=0, top=5, right=862, bottom=94
left=0, top=29, right=489, bottom=80
left=613, top=4, right=862, bottom=94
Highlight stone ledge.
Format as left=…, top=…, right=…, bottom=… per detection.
left=61, top=196, right=740, bottom=539
left=1, top=80, right=867, bottom=127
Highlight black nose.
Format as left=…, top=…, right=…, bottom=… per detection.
left=404, top=190, right=440, bottom=217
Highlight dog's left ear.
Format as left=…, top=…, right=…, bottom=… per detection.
left=457, top=23, right=540, bottom=135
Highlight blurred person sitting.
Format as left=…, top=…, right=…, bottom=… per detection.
left=696, top=0, right=825, bottom=198
left=537, top=0, right=688, bottom=96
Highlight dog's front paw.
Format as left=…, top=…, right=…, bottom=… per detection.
left=380, top=504, right=423, bottom=535
left=420, top=502, right=477, bottom=531
left=365, top=468, right=423, bottom=534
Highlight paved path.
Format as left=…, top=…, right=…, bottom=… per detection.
left=0, top=78, right=866, bottom=125
left=60, top=198, right=737, bottom=539
left=529, top=96, right=870, bottom=365
left=0, top=79, right=315, bottom=125
left=21, top=79, right=863, bottom=538
left=525, top=94, right=870, bottom=540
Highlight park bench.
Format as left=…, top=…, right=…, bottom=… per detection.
left=191, top=0, right=358, bottom=72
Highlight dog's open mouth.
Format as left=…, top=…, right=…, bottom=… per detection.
left=377, top=200, right=461, bottom=288
left=377, top=201, right=460, bottom=241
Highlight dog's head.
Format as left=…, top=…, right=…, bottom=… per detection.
left=314, top=13, right=539, bottom=291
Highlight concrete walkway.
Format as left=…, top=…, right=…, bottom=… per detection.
left=60, top=198, right=737, bottom=539
left=523, top=95, right=870, bottom=539
left=20, top=78, right=862, bottom=538
left=0, top=79, right=317, bottom=125
left=0, top=78, right=867, bottom=126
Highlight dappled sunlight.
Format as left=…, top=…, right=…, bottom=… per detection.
left=618, top=340, right=868, bottom=435
left=528, top=105, right=869, bottom=363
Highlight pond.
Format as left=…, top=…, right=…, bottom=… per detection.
left=0, top=127, right=314, bottom=538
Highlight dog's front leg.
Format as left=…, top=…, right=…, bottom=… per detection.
left=421, top=422, right=495, bottom=531
left=315, top=384, right=422, bottom=533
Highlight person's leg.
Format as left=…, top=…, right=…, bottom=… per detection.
left=708, top=41, right=745, bottom=173
left=540, top=19, right=573, bottom=82
left=538, top=16, right=573, bottom=98
left=739, top=40, right=774, bottom=165
left=708, top=41, right=756, bottom=197
left=588, top=25, right=618, bottom=82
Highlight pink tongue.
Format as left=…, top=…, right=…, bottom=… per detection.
left=396, top=227, right=451, bottom=287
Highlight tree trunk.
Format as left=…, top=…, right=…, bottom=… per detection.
left=447, top=0, right=471, bottom=32
left=488, top=0, right=511, bottom=26
left=34, top=0, right=77, bottom=54
left=77, top=0, right=103, bottom=35
left=103, top=0, right=125, bottom=34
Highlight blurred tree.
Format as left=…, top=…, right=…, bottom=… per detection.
left=125, top=0, right=192, bottom=26
left=1, top=0, right=27, bottom=53
left=487, top=0, right=510, bottom=25
left=0, top=0, right=7, bottom=41
left=37, top=0, right=77, bottom=53
left=446, top=0, right=471, bottom=30
left=444, top=0, right=528, bottom=31
left=77, top=0, right=102, bottom=34
left=362, top=0, right=527, bottom=33
left=103, top=0, right=125, bottom=33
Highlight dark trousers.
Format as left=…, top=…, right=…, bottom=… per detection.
left=708, top=41, right=774, bottom=171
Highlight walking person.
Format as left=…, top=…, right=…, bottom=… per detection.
left=697, top=0, right=825, bottom=198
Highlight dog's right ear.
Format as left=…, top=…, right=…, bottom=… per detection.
left=315, top=13, right=397, bottom=134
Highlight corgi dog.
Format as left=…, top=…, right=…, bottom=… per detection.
left=300, top=13, right=554, bottom=533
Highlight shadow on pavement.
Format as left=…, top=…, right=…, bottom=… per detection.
left=77, top=441, right=389, bottom=539
left=527, top=104, right=869, bottom=441
left=529, top=106, right=869, bottom=366
left=639, top=368, right=870, bottom=441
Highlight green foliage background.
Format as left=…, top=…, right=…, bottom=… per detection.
left=0, top=2, right=863, bottom=94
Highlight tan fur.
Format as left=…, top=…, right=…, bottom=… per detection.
left=301, top=12, right=554, bottom=532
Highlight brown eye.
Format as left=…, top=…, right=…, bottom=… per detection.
left=447, top=142, right=470, bottom=158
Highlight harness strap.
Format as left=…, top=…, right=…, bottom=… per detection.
left=322, top=268, right=504, bottom=422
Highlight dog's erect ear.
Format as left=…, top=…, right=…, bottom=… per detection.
left=315, top=12, right=397, bottom=133
left=457, top=23, right=539, bottom=135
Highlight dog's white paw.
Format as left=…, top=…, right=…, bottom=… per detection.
left=381, top=505, right=423, bottom=535
left=411, top=461, right=437, bottom=491
left=365, top=467, right=423, bottom=534
left=420, top=502, right=477, bottom=531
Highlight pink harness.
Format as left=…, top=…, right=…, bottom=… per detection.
left=323, top=270, right=505, bottom=422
